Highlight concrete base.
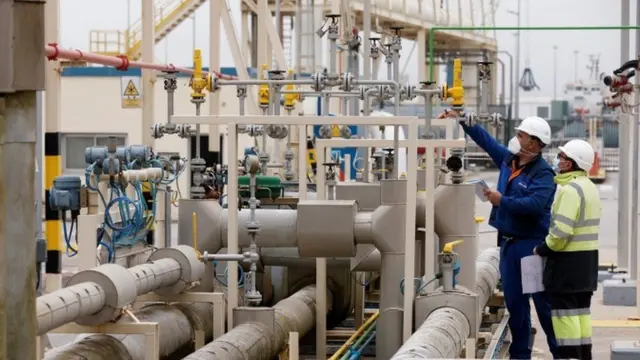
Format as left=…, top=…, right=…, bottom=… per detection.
left=611, top=340, right=640, bottom=360
left=603, top=279, right=636, bottom=306
left=613, top=273, right=631, bottom=280
left=599, top=270, right=616, bottom=282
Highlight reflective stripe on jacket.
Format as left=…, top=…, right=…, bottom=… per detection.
left=537, top=171, right=601, bottom=292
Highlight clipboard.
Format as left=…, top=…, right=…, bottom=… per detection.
left=467, top=179, right=489, bottom=202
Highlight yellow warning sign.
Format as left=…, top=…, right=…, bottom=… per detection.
left=121, top=76, right=142, bottom=109
left=331, top=124, right=341, bottom=137
left=124, top=80, right=139, bottom=96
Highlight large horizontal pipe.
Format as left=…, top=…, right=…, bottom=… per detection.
left=183, top=285, right=332, bottom=359
left=44, top=303, right=215, bottom=360
left=390, top=247, right=501, bottom=359
left=37, top=246, right=203, bottom=334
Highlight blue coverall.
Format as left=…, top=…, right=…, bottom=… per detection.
left=462, top=123, right=560, bottom=359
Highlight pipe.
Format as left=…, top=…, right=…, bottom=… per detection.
left=427, top=26, right=640, bottom=82
left=36, top=251, right=198, bottom=335
left=44, top=303, right=214, bottom=360
left=619, top=0, right=631, bottom=270
left=44, top=45, right=237, bottom=80
left=330, top=310, right=379, bottom=360
left=390, top=247, right=500, bottom=359
left=182, top=285, right=332, bottom=359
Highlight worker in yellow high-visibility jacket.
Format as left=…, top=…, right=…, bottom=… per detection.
left=534, top=139, right=601, bottom=360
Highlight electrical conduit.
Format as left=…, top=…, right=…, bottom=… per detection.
left=182, top=285, right=332, bottom=359
left=390, top=246, right=501, bottom=359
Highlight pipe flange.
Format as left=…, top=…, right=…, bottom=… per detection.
left=283, top=149, right=295, bottom=161
left=148, top=245, right=205, bottom=295
left=311, top=72, right=326, bottom=92
left=340, top=72, right=355, bottom=92
left=236, top=86, right=247, bottom=98
left=66, top=264, right=137, bottom=326
left=151, top=124, right=164, bottom=139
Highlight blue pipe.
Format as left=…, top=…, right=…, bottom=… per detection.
left=349, top=331, right=377, bottom=360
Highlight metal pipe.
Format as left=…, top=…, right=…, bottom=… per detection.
left=182, top=285, right=332, bottom=359
left=43, top=45, right=238, bottom=80
left=390, top=247, right=501, bottom=359
left=44, top=303, right=214, bottom=360
left=514, top=0, right=521, bottom=122
left=632, top=3, right=640, bottom=282
left=0, top=91, right=39, bottom=358
left=619, top=0, right=631, bottom=270
left=496, top=58, right=506, bottom=105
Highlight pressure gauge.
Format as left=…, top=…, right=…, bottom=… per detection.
left=244, top=155, right=260, bottom=175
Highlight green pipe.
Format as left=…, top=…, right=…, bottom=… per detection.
left=340, top=322, right=377, bottom=360
left=428, top=26, right=640, bottom=81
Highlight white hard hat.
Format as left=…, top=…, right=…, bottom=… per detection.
left=558, top=139, right=595, bottom=171
left=515, top=116, right=552, bottom=145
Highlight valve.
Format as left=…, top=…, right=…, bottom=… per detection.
left=258, top=64, right=270, bottom=108
left=190, top=49, right=210, bottom=103
left=369, top=37, right=381, bottom=60
left=389, top=26, right=403, bottom=52
left=439, top=240, right=463, bottom=291
left=440, top=58, right=465, bottom=110
left=283, top=69, right=299, bottom=110
left=324, top=14, right=341, bottom=40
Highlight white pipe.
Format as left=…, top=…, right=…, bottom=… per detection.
left=390, top=247, right=501, bottom=359
left=226, top=124, right=239, bottom=327
left=141, top=0, right=155, bottom=149
left=44, top=303, right=215, bottom=360
left=182, top=285, right=332, bottom=360
left=36, top=249, right=198, bottom=335
left=97, top=168, right=163, bottom=182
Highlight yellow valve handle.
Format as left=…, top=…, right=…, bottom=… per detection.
left=443, top=239, right=464, bottom=253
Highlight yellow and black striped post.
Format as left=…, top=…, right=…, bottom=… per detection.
left=44, top=132, right=62, bottom=286
left=142, top=182, right=155, bottom=245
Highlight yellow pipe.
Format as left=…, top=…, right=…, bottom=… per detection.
left=328, top=310, right=380, bottom=360
left=192, top=211, right=202, bottom=260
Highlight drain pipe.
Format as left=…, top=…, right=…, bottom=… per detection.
left=390, top=246, right=500, bottom=359
left=37, top=246, right=203, bottom=334
left=182, top=285, right=332, bottom=359
left=44, top=303, right=215, bottom=360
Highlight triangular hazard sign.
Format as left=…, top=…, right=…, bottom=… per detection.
left=124, top=80, right=139, bottom=97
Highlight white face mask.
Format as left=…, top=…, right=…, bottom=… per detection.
left=507, top=137, right=521, bottom=154
left=552, top=157, right=560, bottom=172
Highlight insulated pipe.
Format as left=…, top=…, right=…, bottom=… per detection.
left=36, top=246, right=203, bottom=334
left=44, top=303, right=214, bottom=360
left=97, top=168, right=163, bottom=182
left=390, top=247, right=501, bottom=359
left=182, top=285, right=332, bottom=359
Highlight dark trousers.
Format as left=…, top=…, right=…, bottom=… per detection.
left=549, top=291, right=593, bottom=360
left=500, top=238, right=559, bottom=359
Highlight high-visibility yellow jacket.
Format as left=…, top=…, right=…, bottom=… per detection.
left=536, top=171, right=601, bottom=293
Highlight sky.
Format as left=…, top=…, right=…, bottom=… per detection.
left=60, top=0, right=633, bottom=101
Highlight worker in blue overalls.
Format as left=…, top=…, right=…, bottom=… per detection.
left=459, top=113, right=560, bottom=359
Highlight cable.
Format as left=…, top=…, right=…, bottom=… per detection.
left=399, top=274, right=441, bottom=295
left=213, top=261, right=245, bottom=288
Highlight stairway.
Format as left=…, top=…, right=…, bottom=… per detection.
left=89, top=0, right=207, bottom=60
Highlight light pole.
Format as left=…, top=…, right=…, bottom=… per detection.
left=553, top=45, right=558, bottom=100
left=507, top=0, right=521, bottom=122
left=573, top=50, right=579, bottom=82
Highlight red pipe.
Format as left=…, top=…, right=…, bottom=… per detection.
left=44, top=43, right=238, bottom=80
